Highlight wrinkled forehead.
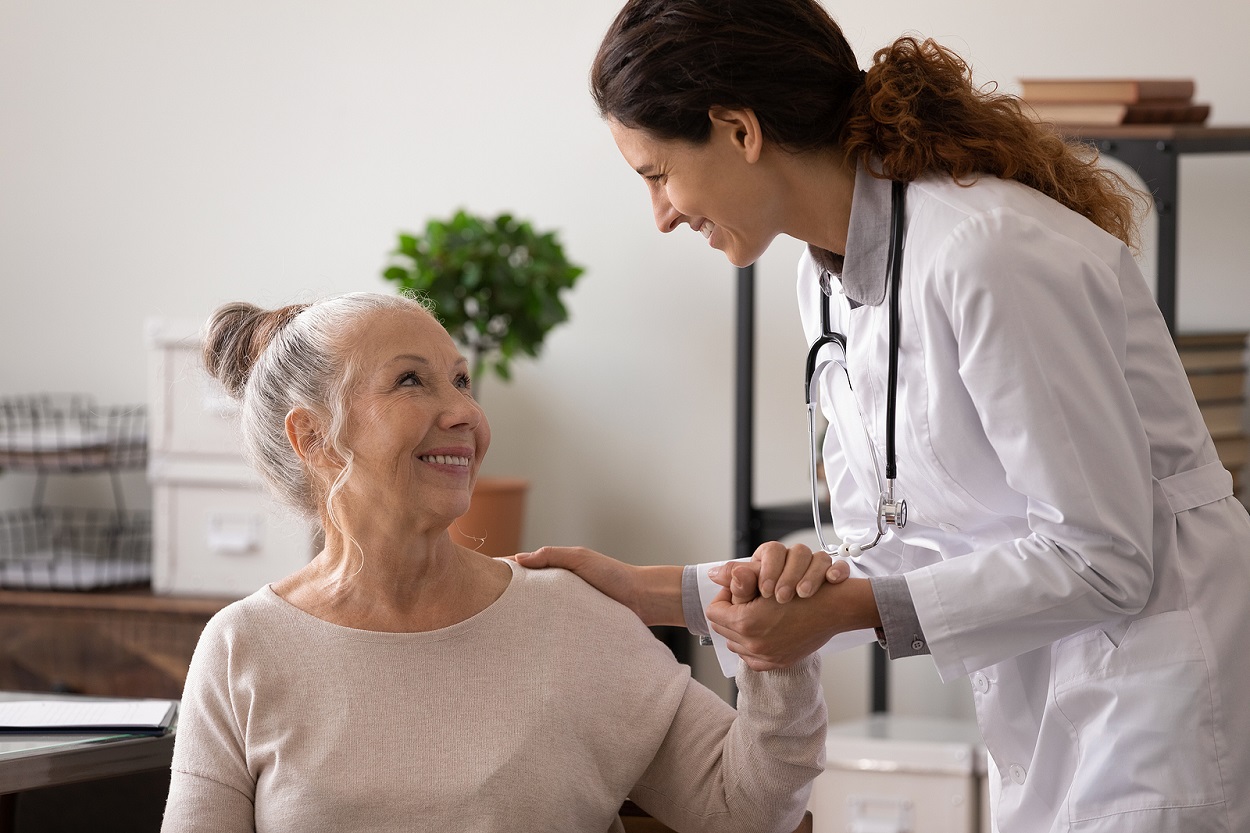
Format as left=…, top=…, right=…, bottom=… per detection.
left=343, top=306, right=464, bottom=369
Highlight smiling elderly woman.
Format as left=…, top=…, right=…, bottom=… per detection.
left=160, top=292, right=826, bottom=833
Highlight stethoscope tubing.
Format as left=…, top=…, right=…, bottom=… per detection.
left=806, top=180, right=909, bottom=556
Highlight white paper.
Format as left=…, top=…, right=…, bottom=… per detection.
left=0, top=699, right=175, bottom=730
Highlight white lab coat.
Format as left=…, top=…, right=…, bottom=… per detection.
left=697, top=172, right=1250, bottom=832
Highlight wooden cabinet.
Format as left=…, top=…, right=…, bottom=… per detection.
left=0, top=589, right=230, bottom=698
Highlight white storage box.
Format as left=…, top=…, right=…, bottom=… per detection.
left=146, top=318, right=317, bottom=597
left=149, top=458, right=316, bottom=597
left=146, top=318, right=246, bottom=460
left=810, top=715, right=989, bottom=833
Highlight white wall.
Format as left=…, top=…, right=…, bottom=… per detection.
left=3, top=0, right=1248, bottom=713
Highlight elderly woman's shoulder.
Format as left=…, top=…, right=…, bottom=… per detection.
left=197, top=585, right=294, bottom=644
left=513, top=563, right=643, bottom=624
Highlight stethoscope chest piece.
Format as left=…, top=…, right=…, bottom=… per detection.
left=880, top=483, right=907, bottom=530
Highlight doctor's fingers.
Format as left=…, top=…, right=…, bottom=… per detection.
left=751, top=541, right=824, bottom=602
left=515, top=547, right=641, bottom=612
left=707, top=561, right=763, bottom=600
left=826, top=558, right=851, bottom=585
left=728, top=563, right=759, bottom=605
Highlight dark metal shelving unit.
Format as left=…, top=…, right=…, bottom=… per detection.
left=1061, top=125, right=1250, bottom=334
left=733, top=126, right=1250, bottom=713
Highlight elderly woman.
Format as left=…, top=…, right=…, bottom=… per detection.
left=161, top=292, right=827, bottom=833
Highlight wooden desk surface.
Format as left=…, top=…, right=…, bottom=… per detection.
left=0, top=588, right=234, bottom=617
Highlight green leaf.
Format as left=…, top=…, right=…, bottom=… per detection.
left=381, top=210, right=585, bottom=384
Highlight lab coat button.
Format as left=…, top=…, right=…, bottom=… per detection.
left=1009, top=764, right=1027, bottom=785
left=972, top=672, right=990, bottom=693
left=911, top=639, right=925, bottom=651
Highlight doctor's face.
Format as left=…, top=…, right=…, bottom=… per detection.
left=609, top=117, right=781, bottom=268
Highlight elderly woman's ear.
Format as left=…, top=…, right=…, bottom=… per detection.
left=285, top=407, right=330, bottom=466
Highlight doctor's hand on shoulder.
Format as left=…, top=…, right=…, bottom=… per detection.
left=512, top=546, right=686, bottom=627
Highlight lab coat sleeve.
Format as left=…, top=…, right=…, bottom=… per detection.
left=914, top=208, right=1155, bottom=681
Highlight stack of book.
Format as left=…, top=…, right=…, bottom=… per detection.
left=1177, top=332, right=1249, bottom=501
left=1018, top=78, right=1210, bottom=127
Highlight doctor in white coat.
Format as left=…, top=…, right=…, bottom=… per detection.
left=516, top=0, right=1250, bottom=831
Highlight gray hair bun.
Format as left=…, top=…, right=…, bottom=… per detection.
left=203, top=302, right=308, bottom=399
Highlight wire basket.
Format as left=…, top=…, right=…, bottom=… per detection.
left=0, top=394, right=147, bottom=472
left=0, top=507, right=152, bottom=591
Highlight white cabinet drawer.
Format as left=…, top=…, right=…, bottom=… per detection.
left=152, top=479, right=316, bottom=597
left=811, top=717, right=989, bottom=833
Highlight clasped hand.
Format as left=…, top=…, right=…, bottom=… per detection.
left=512, top=541, right=862, bottom=672
left=704, top=542, right=853, bottom=671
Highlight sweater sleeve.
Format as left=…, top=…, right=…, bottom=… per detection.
left=162, top=612, right=256, bottom=833
left=627, top=656, right=826, bottom=833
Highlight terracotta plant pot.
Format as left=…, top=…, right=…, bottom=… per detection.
left=450, top=476, right=529, bottom=557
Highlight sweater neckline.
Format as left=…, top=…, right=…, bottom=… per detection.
left=258, top=558, right=523, bottom=643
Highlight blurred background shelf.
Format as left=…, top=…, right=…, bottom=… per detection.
left=1177, top=331, right=1249, bottom=499
left=0, top=395, right=151, bottom=591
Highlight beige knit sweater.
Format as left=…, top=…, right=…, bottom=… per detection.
left=162, top=561, right=825, bottom=832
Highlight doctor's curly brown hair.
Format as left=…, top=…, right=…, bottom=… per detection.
left=844, top=37, right=1143, bottom=249
left=591, top=0, right=1144, bottom=249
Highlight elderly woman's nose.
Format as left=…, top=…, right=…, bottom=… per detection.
left=438, top=386, right=482, bottom=427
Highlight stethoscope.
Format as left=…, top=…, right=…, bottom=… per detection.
left=805, top=180, right=909, bottom=557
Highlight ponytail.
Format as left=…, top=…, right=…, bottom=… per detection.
left=842, top=37, right=1144, bottom=249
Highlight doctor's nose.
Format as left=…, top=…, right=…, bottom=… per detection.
left=650, top=190, right=684, bottom=234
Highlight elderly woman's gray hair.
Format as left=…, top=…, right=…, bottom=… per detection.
left=202, top=292, right=435, bottom=524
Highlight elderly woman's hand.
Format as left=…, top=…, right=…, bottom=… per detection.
left=513, top=547, right=685, bottom=627
left=706, top=575, right=875, bottom=671
left=707, top=542, right=850, bottom=605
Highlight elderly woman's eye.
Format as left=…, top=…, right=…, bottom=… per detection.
left=456, top=373, right=472, bottom=391
left=399, top=371, right=421, bottom=387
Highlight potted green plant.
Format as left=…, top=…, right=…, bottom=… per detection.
left=382, top=209, right=585, bottom=555
left=383, top=210, right=585, bottom=383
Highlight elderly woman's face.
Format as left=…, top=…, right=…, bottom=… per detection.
left=336, top=308, right=489, bottom=526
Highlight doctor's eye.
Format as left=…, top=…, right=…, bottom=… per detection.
left=455, top=373, right=472, bottom=392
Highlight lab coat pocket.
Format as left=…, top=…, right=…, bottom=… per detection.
left=1052, top=610, right=1225, bottom=823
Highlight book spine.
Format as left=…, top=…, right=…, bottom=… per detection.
left=1018, top=78, right=1195, bottom=103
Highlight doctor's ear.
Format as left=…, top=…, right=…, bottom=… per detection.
left=708, top=107, right=764, bottom=163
